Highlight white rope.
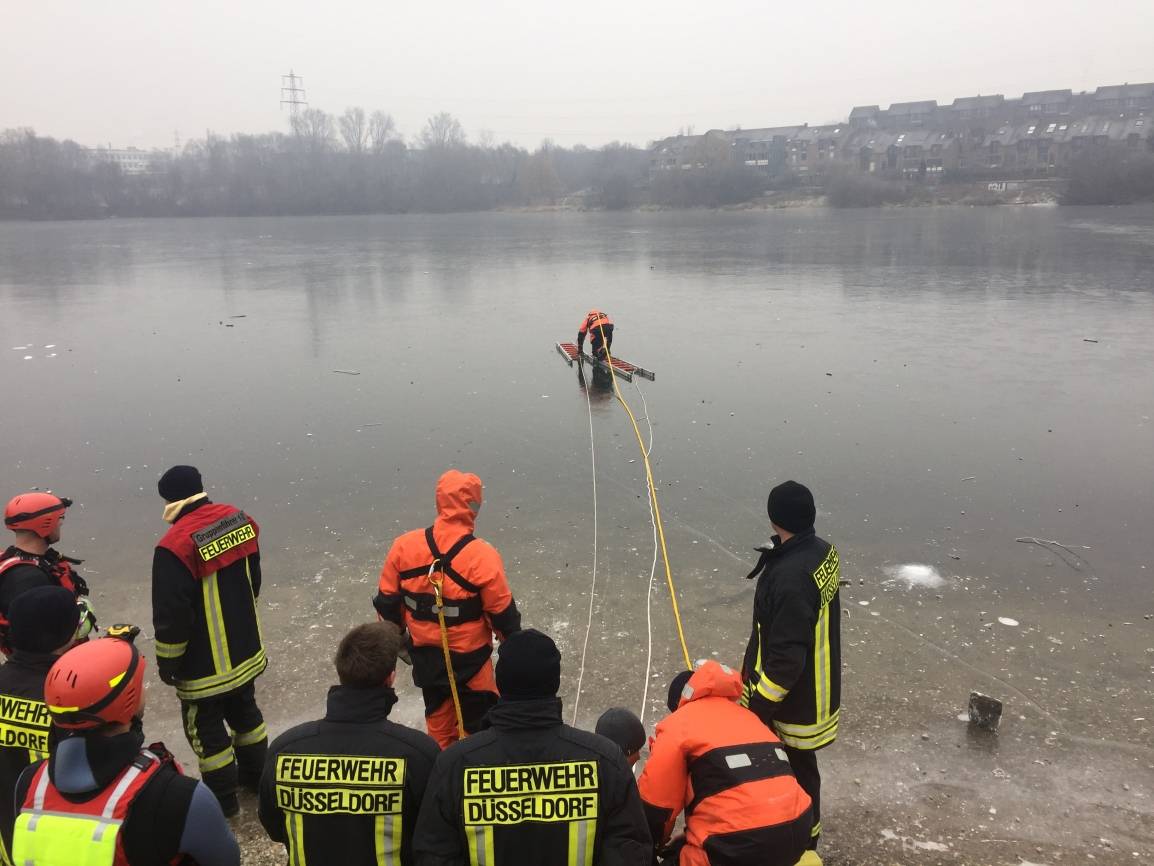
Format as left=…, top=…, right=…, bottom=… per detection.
left=571, top=370, right=598, bottom=725
left=634, top=378, right=658, bottom=724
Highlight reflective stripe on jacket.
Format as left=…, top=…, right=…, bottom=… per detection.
left=412, top=697, right=651, bottom=866
left=12, top=749, right=172, bottom=866
left=741, top=530, right=841, bottom=750
left=638, top=661, right=811, bottom=866
left=0, top=652, right=53, bottom=866
left=153, top=501, right=266, bottom=701
left=258, top=685, right=439, bottom=866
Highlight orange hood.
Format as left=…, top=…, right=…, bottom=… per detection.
left=677, top=660, right=743, bottom=709
left=434, top=469, right=483, bottom=534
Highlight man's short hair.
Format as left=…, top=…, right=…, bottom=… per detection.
left=335, top=621, right=402, bottom=688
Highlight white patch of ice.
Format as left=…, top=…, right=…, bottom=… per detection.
left=886, top=563, right=945, bottom=589
left=880, top=830, right=950, bottom=852
left=998, top=617, right=1020, bottom=627
left=22, top=356, right=32, bottom=360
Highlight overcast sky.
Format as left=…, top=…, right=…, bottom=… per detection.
left=4, top=0, right=1152, bottom=150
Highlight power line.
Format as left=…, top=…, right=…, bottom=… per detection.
left=280, top=70, right=308, bottom=124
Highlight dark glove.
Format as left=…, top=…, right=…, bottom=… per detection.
left=742, top=681, right=779, bottom=723
left=157, top=657, right=181, bottom=686
left=658, top=834, right=687, bottom=865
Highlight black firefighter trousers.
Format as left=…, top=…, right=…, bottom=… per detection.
left=783, top=744, right=822, bottom=850
left=180, top=680, right=268, bottom=808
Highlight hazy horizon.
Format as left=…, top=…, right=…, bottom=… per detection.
left=4, top=0, right=1152, bottom=151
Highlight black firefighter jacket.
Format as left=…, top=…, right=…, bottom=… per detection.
left=259, top=685, right=440, bottom=866
left=0, top=650, right=54, bottom=864
left=413, top=697, right=651, bottom=866
left=741, top=528, right=842, bottom=751
left=151, top=498, right=266, bottom=702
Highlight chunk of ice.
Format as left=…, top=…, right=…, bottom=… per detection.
left=887, top=563, right=945, bottom=589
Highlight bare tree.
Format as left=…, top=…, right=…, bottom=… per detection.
left=339, top=107, right=368, bottom=154
left=368, top=111, right=398, bottom=154
left=420, top=112, right=466, bottom=150
left=292, top=108, right=335, bottom=154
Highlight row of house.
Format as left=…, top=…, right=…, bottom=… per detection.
left=651, top=82, right=1154, bottom=181
left=849, top=83, right=1154, bottom=130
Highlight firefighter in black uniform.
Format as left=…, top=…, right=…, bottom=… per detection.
left=259, top=621, right=439, bottom=866
left=413, top=629, right=651, bottom=866
left=152, top=465, right=267, bottom=816
left=0, top=586, right=78, bottom=865
left=741, top=481, right=841, bottom=863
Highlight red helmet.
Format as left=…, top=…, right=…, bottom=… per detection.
left=45, top=637, right=146, bottom=730
left=5, top=493, right=72, bottom=538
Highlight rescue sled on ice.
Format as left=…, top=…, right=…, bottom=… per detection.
left=555, top=342, right=655, bottom=382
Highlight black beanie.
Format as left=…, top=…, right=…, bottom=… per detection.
left=766, top=480, right=816, bottom=533
left=495, top=629, right=561, bottom=701
left=595, top=707, right=646, bottom=756
left=9, top=586, right=78, bottom=653
left=158, top=465, right=203, bottom=503
left=667, top=670, right=694, bottom=712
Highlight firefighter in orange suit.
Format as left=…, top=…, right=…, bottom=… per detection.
left=637, top=661, right=812, bottom=866
left=374, top=470, right=521, bottom=748
left=577, top=310, right=614, bottom=360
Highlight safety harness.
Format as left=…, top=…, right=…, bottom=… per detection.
left=398, top=528, right=482, bottom=739
left=0, top=551, right=85, bottom=655
left=396, top=528, right=481, bottom=626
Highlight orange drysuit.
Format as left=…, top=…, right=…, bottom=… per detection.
left=638, top=660, right=812, bottom=866
left=578, top=310, right=613, bottom=336
left=374, top=470, right=521, bottom=748
left=577, top=310, right=614, bottom=358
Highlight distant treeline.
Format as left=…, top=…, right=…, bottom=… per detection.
left=0, top=109, right=659, bottom=219
left=3, top=108, right=1152, bottom=219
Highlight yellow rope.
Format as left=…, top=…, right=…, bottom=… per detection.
left=428, top=564, right=466, bottom=740
left=593, top=322, right=692, bottom=671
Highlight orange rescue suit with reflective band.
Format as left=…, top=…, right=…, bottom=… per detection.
left=157, top=504, right=260, bottom=580
left=375, top=470, right=518, bottom=655
left=637, top=661, right=812, bottom=866
left=578, top=310, right=612, bottom=336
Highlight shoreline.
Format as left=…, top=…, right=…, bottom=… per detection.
left=3, top=182, right=1131, bottom=223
